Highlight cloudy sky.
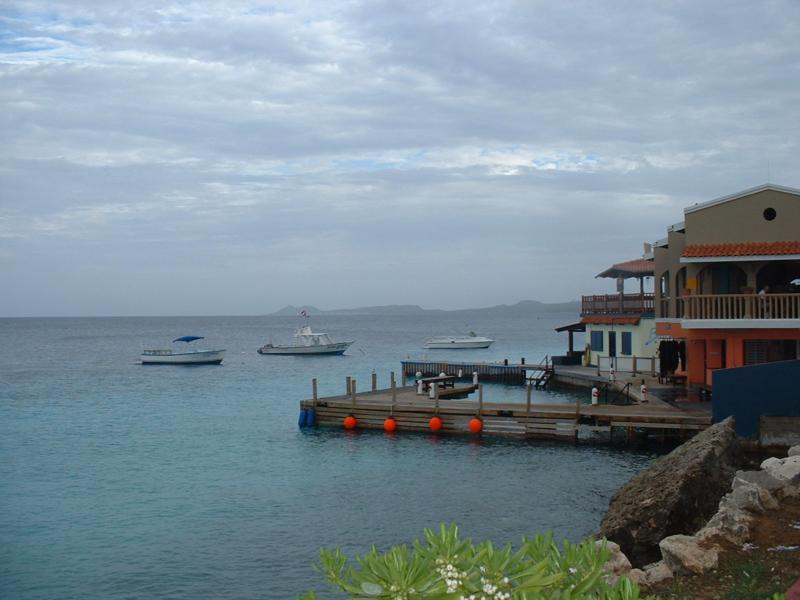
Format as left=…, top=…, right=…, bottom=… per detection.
left=1, top=1, right=799, bottom=316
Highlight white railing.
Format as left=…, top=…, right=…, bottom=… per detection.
left=683, top=293, right=800, bottom=320
left=596, top=355, right=660, bottom=376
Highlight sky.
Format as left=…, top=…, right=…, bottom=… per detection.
left=1, top=1, right=799, bottom=317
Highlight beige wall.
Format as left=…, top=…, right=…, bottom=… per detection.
left=685, top=189, right=800, bottom=245
left=654, top=228, right=687, bottom=318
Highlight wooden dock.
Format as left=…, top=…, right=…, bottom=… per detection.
left=299, top=379, right=711, bottom=441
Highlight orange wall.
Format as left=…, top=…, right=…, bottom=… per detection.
left=685, top=328, right=800, bottom=385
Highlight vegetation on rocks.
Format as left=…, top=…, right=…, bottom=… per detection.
left=300, top=523, right=646, bottom=599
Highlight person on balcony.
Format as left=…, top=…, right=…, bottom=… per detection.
left=758, top=285, right=771, bottom=317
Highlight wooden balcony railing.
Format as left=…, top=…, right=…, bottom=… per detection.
left=581, top=293, right=655, bottom=315
left=682, top=293, right=800, bottom=320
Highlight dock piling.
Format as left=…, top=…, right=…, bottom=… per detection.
left=351, top=379, right=357, bottom=409
left=312, top=378, right=318, bottom=406
left=478, top=384, right=484, bottom=416
left=371, top=371, right=377, bottom=391
left=346, top=376, right=352, bottom=395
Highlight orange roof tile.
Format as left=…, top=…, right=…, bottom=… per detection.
left=682, top=241, right=800, bottom=258
left=580, top=316, right=641, bottom=325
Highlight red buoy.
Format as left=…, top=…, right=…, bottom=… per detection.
left=429, top=416, right=443, bottom=432
left=343, top=415, right=358, bottom=429
left=468, top=418, right=483, bottom=433
left=383, top=417, right=397, bottom=432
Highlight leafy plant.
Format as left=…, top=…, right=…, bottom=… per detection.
left=301, top=523, right=648, bottom=599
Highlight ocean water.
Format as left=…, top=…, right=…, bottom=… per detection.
left=0, top=313, right=659, bottom=599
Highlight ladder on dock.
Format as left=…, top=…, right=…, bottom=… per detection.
left=527, top=356, right=554, bottom=389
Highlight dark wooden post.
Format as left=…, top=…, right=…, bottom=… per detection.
left=478, top=384, right=484, bottom=416
left=371, top=371, right=377, bottom=392
left=312, top=378, right=318, bottom=408
left=346, top=376, right=352, bottom=396
left=350, top=379, right=356, bottom=409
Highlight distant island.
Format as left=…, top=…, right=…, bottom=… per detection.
left=269, top=300, right=580, bottom=317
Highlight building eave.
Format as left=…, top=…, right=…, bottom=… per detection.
left=680, top=253, right=800, bottom=264
left=680, top=319, right=800, bottom=330
left=683, top=183, right=800, bottom=215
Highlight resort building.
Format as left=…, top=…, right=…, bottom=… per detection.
left=653, top=184, right=800, bottom=388
left=578, top=257, right=658, bottom=369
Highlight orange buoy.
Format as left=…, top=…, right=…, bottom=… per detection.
left=383, top=417, right=397, bottom=432
left=468, top=417, right=483, bottom=433
left=343, top=415, right=358, bottom=429
left=429, top=416, right=443, bottom=432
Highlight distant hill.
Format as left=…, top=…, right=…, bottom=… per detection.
left=268, top=300, right=578, bottom=316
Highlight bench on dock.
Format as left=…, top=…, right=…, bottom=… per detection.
left=417, top=375, right=457, bottom=392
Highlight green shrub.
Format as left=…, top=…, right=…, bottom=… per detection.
left=301, top=523, right=647, bottom=599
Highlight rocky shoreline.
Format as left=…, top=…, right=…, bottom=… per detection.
left=595, top=417, right=800, bottom=594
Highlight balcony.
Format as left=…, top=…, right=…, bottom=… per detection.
left=581, top=293, right=655, bottom=316
left=681, top=293, right=800, bottom=321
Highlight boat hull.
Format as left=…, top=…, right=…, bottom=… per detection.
left=141, top=349, right=226, bottom=364
left=424, top=339, right=494, bottom=349
left=257, top=342, right=353, bottom=355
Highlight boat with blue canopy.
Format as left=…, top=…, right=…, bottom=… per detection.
left=141, top=336, right=226, bottom=365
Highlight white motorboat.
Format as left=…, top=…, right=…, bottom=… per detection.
left=141, top=336, right=226, bottom=365
left=424, top=332, right=494, bottom=349
left=258, top=325, right=354, bottom=355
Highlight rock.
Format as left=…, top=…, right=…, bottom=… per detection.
left=659, top=535, right=719, bottom=575
left=697, top=500, right=753, bottom=544
left=727, top=480, right=779, bottom=513
left=762, top=456, right=800, bottom=484
left=627, top=568, right=647, bottom=586
left=733, top=469, right=784, bottom=493
left=596, top=539, right=632, bottom=574
left=642, top=561, right=673, bottom=586
left=788, top=445, right=800, bottom=457
left=598, top=417, right=742, bottom=566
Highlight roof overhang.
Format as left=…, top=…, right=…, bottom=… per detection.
left=595, top=258, right=655, bottom=279
left=684, top=183, right=800, bottom=215
left=555, top=322, right=586, bottom=333
left=681, top=254, right=800, bottom=264
left=667, top=221, right=686, bottom=233
left=581, top=316, right=641, bottom=326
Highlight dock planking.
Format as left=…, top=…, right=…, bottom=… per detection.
left=299, top=377, right=711, bottom=441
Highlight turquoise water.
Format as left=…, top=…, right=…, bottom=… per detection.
left=0, top=314, right=658, bottom=598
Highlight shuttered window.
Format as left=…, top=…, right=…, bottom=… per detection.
left=621, top=332, right=632, bottom=355
left=590, top=331, right=604, bottom=351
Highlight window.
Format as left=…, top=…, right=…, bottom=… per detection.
left=621, top=332, right=632, bottom=355
left=590, top=330, right=604, bottom=351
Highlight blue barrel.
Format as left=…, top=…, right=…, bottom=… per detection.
left=298, top=408, right=308, bottom=428
left=305, top=408, right=316, bottom=427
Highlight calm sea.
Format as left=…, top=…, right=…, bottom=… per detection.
left=0, top=313, right=659, bottom=599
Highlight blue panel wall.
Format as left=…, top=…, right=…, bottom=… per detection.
left=712, top=360, right=800, bottom=438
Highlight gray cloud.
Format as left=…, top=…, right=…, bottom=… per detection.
left=1, top=0, right=799, bottom=316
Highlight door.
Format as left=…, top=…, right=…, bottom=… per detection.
left=608, top=331, right=617, bottom=358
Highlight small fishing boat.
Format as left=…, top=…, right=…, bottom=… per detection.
left=258, top=325, right=354, bottom=355
left=424, top=332, right=494, bottom=349
left=141, top=336, right=226, bottom=365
